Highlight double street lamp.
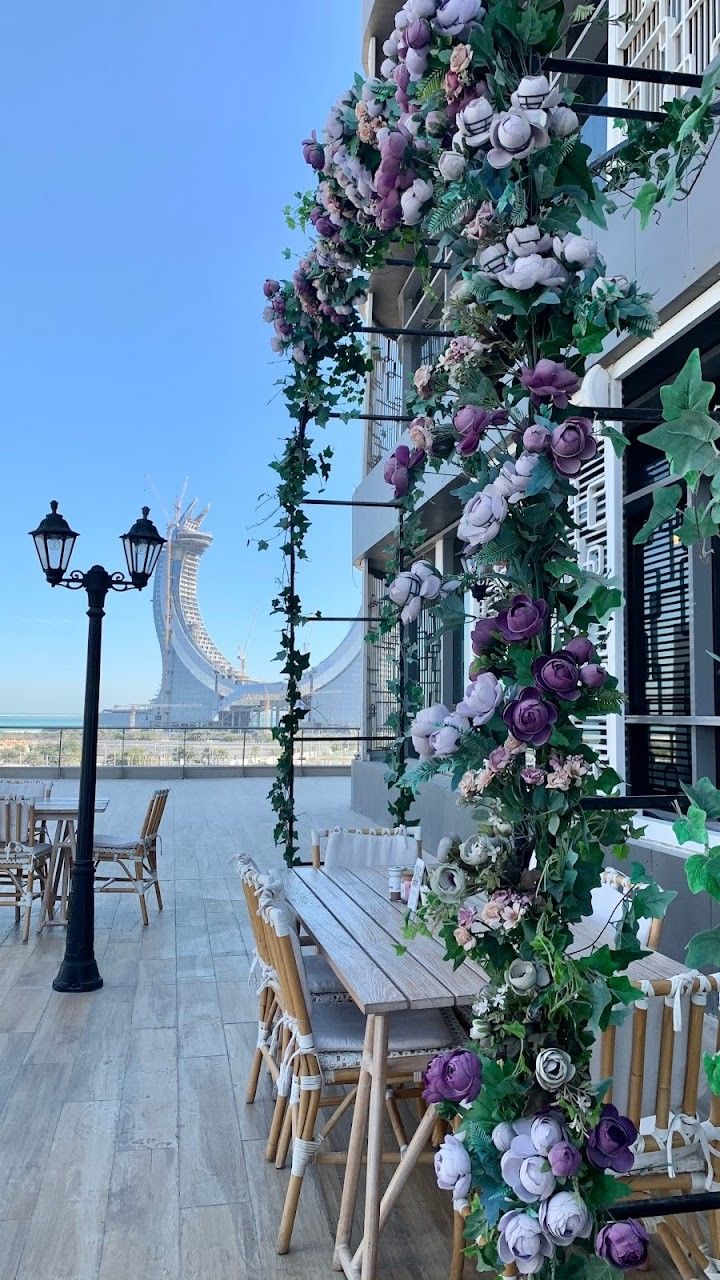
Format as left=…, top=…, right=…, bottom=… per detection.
left=29, top=502, right=165, bottom=993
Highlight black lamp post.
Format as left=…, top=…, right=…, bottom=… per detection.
left=30, top=502, right=165, bottom=993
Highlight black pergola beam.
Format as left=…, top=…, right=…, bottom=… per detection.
left=577, top=101, right=666, bottom=123
left=543, top=55, right=704, bottom=90
left=610, top=1190, right=720, bottom=1220
left=301, top=615, right=389, bottom=623
left=296, top=735, right=394, bottom=743
left=581, top=793, right=686, bottom=810
left=302, top=498, right=402, bottom=509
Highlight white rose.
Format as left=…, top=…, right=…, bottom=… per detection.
left=535, top=1048, right=576, bottom=1092
left=438, top=150, right=467, bottom=182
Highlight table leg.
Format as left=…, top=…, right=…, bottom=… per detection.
left=360, top=1013, right=389, bottom=1280
left=333, top=1015, right=374, bottom=1272
left=37, top=820, right=63, bottom=932
left=352, top=1101, right=438, bottom=1274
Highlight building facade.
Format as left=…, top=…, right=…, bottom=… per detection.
left=352, top=0, right=720, bottom=959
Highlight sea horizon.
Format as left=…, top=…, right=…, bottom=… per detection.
left=0, top=714, right=83, bottom=728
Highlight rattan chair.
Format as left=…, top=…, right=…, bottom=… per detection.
left=594, top=969, right=720, bottom=1278
left=0, top=799, right=52, bottom=941
left=262, top=887, right=465, bottom=1255
left=92, top=788, right=168, bottom=924
left=310, top=825, right=422, bottom=869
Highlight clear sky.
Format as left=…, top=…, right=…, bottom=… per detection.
left=0, top=2, right=364, bottom=715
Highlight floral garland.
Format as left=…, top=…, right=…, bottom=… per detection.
left=262, top=0, right=720, bottom=1269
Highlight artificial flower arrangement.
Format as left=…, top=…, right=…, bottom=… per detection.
left=261, top=0, right=720, bottom=1269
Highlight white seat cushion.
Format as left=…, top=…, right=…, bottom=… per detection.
left=324, top=830, right=418, bottom=869
left=304, top=954, right=345, bottom=996
left=93, top=834, right=143, bottom=852
left=312, top=1002, right=463, bottom=1057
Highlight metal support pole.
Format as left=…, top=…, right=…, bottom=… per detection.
left=542, top=55, right=705, bottom=89
left=53, top=565, right=108, bottom=993
left=57, top=727, right=63, bottom=776
left=359, top=325, right=456, bottom=339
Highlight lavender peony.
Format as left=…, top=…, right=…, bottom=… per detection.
left=457, top=483, right=508, bottom=550
left=410, top=703, right=450, bottom=759
left=503, top=687, right=557, bottom=746
left=302, top=131, right=325, bottom=171
left=523, top=423, right=550, bottom=453
left=423, top=1049, right=482, bottom=1104
left=498, top=1210, right=554, bottom=1275
left=501, top=1134, right=556, bottom=1202
left=383, top=444, right=425, bottom=498
left=434, top=1134, right=472, bottom=1208
left=530, top=1114, right=568, bottom=1157
left=538, top=1191, right=592, bottom=1246
left=434, top=0, right=484, bottom=36
left=456, top=672, right=503, bottom=725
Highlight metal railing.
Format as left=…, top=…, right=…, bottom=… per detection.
left=609, top=0, right=720, bottom=118
left=0, top=725, right=363, bottom=772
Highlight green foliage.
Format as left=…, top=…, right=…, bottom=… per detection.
left=632, top=484, right=681, bottom=546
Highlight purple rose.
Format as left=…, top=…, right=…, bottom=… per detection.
left=302, top=130, right=325, bottom=171
left=501, top=1134, right=556, bottom=1202
left=496, top=594, right=547, bottom=644
left=521, top=766, right=546, bottom=785
left=383, top=444, right=425, bottom=498
left=423, top=1049, right=482, bottom=1104
left=498, top=1210, right=554, bottom=1275
left=520, top=359, right=581, bottom=408
left=586, top=1104, right=637, bottom=1173
left=523, top=423, right=550, bottom=453
left=456, top=672, right=503, bottom=725
left=580, top=662, right=608, bottom=690
left=595, top=1220, right=649, bottom=1271
left=549, top=417, right=597, bottom=476
left=263, top=279, right=280, bottom=298
left=532, top=651, right=581, bottom=702
left=564, top=636, right=593, bottom=664
left=454, top=406, right=509, bottom=457
left=406, top=17, right=432, bottom=48
left=538, top=1191, right=592, bottom=1246
left=503, top=687, right=558, bottom=746
left=471, top=616, right=498, bottom=655
left=548, top=1141, right=582, bottom=1178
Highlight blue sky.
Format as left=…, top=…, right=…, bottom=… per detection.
left=0, top=2, right=364, bottom=714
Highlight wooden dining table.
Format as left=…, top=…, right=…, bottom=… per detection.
left=35, top=795, right=110, bottom=931
left=283, top=864, right=689, bottom=1280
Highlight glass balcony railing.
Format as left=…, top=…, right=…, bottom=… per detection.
left=0, top=726, right=362, bottom=771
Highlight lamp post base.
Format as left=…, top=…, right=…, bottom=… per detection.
left=52, top=957, right=103, bottom=993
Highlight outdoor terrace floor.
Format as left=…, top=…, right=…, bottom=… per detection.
left=0, top=779, right=677, bottom=1278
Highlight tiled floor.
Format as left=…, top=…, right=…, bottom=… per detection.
left=0, top=779, right=681, bottom=1278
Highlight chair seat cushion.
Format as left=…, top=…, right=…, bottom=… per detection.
left=93, top=834, right=142, bottom=852
left=304, top=954, right=345, bottom=996
left=312, top=1002, right=464, bottom=1065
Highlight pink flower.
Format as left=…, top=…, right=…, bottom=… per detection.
left=413, top=364, right=433, bottom=396
left=409, top=415, right=435, bottom=451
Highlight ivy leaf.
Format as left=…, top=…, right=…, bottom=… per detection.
left=632, top=484, right=682, bottom=545
left=524, top=454, right=556, bottom=496
left=682, top=777, right=720, bottom=819
left=705, top=1050, right=720, bottom=1096
left=601, top=425, right=628, bottom=458
left=633, top=180, right=659, bottom=229
left=631, top=880, right=677, bottom=921
left=686, top=926, right=720, bottom=969
left=685, top=852, right=720, bottom=898
left=641, top=411, right=718, bottom=479
left=673, top=803, right=708, bottom=846
left=660, top=348, right=715, bottom=419
left=678, top=502, right=718, bottom=545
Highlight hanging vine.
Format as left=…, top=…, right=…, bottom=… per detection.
left=262, top=0, right=720, bottom=1271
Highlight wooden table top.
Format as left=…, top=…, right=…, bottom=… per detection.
left=35, top=797, right=110, bottom=818
left=286, top=867, right=687, bottom=1016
